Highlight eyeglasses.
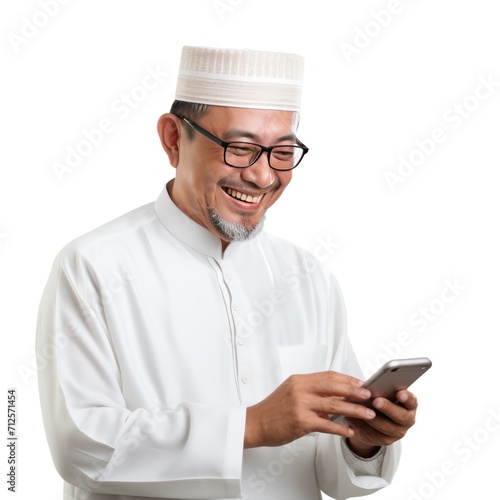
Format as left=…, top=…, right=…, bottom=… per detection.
left=176, top=115, right=309, bottom=171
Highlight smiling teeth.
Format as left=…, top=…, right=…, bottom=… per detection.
left=226, top=188, right=263, bottom=204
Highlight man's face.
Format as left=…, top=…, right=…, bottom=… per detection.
left=169, top=106, right=297, bottom=246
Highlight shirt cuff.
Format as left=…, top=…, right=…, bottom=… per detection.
left=340, top=438, right=387, bottom=477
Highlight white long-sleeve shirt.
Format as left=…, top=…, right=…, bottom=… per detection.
left=36, top=183, right=401, bottom=500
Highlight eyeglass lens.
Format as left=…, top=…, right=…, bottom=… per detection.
left=225, top=143, right=303, bottom=170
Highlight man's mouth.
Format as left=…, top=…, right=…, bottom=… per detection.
left=222, top=187, right=264, bottom=204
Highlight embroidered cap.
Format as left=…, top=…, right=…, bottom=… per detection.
left=175, top=46, right=304, bottom=112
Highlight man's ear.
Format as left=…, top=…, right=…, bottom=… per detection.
left=157, top=113, right=182, bottom=167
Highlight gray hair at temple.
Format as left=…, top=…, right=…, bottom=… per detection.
left=170, top=100, right=300, bottom=141
left=169, top=100, right=209, bottom=139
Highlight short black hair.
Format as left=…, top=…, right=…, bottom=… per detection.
left=169, top=100, right=210, bottom=140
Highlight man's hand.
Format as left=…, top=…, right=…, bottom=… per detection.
left=345, top=390, right=418, bottom=457
left=244, top=371, right=377, bottom=448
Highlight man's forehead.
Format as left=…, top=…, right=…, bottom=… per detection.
left=203, top=106, right=298, bottom=140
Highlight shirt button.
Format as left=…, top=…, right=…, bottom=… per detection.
left=232, top=303, right=241, bottom=311
left=241, top=376, right=250, bottom=384
left=237, top=338, right=246, bottom=346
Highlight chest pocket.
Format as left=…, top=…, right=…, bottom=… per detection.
left=278, top=345, right=328, bottom=381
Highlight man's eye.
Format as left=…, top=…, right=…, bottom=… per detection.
left=228, top=146, right=254, bottom=156
left=273, top=149, right=294, bottom=160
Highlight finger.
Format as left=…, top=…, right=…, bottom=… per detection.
left=315, top=379, right=372, bottom=402
left=396, top=390, right=418, bottom=410
left=352, top=410, right=409, bottom=439
left=283, top=372, right=365, bottom=399
left=317, top=398, right=377, bottom=422
left=372, top=397, right=416, bottom=427
left=313, top=371, right=366, bottom=395
left=316, top=418, right=356, bottom=439
left=347, top=417, right=399, bottom=447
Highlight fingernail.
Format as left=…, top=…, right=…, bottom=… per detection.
left=373, top=398, right=383, bottom=409
left=360, top=389, right=371, bottom=399
left=366, top=409, right=376, bottom=418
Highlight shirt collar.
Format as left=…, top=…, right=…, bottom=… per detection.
left=154, top=181, right=224, bottom=259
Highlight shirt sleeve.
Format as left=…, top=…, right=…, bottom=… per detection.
left=314, top=272, right=402, bottom=499
left=36, top=246, right=245, bottom=498
left=340, top=439, right=386, bottom=477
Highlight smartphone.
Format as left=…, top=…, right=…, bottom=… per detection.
left=330, top=357, right=432, bottom=420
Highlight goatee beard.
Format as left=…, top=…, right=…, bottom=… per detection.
left=208, top=208, right=265, bottom=242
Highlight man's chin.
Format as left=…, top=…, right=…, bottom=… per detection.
left=208, top=208, right=266, bottom=242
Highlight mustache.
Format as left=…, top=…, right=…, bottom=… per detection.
left=217, top=174, right=278, bottom=192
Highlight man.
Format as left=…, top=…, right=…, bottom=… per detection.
left=37, top=46, right=417, bottom=500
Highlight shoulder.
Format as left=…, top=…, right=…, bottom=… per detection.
left=54, top=201, right=156, bottom=273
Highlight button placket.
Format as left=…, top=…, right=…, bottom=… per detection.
left=220, top=259, right=255, bottom=404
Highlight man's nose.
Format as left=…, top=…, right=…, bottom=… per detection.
left=240, top=152, right=275, bottom=188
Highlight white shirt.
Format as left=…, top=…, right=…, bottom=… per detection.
left=36, top=184, right=401, bottom=500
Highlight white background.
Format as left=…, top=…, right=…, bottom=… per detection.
left=1, top=0, right=499, bottom=498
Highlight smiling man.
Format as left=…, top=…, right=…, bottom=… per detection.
left=158, top=105, right=298, bottom=249
left=37, top=46, right=417, bottom=500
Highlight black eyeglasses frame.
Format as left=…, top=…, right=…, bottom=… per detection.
left=176, top=115, right=309, bottom=171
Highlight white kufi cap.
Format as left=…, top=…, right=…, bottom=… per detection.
left=175, top=46, right=304, bottom=112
